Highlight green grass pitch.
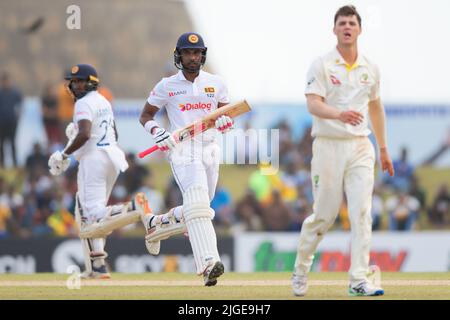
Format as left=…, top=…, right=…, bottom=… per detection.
left=0, top=272, right=448, bottom=300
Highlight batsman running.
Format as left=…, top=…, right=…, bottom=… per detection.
left=291, top=5, right=395, bottom=297
left=48, top=64, right=148, bottom=279
left=138, top=32, right=232, bottom=286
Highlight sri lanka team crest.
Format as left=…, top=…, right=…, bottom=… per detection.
left=204, top=87, right=215, bottom=93
left=179, top=102, right=212, bottom=112
left=188, top=34, right=199, bottom=43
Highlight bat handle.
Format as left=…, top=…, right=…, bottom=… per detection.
left=138, top=145, right=159, bottom=158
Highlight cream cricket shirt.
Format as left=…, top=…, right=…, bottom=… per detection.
left=305, top=48, right=380, bottom=138
left=147, top=70, right=229, bottom=142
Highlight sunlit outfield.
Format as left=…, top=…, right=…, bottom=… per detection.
left=0, top=272, right=449, bottom=300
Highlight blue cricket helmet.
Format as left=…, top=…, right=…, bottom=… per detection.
left=65, top=64, right=99, bottom=83
left=174, top=32, right=207, bottom=71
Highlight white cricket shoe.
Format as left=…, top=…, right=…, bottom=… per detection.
left=203, top=260, right=225, bottom=287
left=144, top=208, right=187, bottom=256
left=292, top=273, right=308, bottom=296
left=348, top=281, right=384, bottom=296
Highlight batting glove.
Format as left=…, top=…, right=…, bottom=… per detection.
left=152, top=127, right=176, bottom=152
left=215, top=115, right=234, bottom=133
left=48, top=151, right=71, bottom=176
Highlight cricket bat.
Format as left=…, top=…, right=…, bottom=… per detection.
left=138, top=100, right=251, bottom=158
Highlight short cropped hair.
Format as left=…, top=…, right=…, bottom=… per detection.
left=334, top=5, right=361, bottom=27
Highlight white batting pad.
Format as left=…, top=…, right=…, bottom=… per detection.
left=183, top=186, right=220, bottom=274
left=79, top=202, right=140, bottom=238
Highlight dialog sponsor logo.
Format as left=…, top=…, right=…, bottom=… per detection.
left=179, top=102, right=212, bottom=112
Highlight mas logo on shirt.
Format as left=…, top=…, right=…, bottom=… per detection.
left=179, top=102, right=212, bottom=112
left=169, top=90, right=187, bottom=97
left=330, top=75, right=341, bottom=85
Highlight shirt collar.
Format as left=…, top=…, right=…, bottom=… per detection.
left=176, top=70, right=204, bottom=82
left=332, top=47, right=368, bottom=70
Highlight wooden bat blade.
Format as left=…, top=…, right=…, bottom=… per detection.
left=174, top=100, right=251, bottom=143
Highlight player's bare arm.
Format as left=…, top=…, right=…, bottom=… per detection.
left=139, top=102, right=159, bottom=133
left=63, top=119, right=91, bottom=156
left=368, top=98, right=394, bottom=176
left=306, top=94, right=363, bottom=126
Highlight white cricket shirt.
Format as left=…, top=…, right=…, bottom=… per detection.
left=147, top=70, right=229, bottom=142
left=305, top=48, right=380, bottom=138
left=73, top=91, right=118, bottom=160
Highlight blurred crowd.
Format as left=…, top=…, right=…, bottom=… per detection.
left=0, top=71, right=449, bottom=239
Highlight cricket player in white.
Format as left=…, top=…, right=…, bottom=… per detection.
left=292, top=6, right=395, bottom=296
left=139, top=32, right=232, bottom=286
left=48, top=64, right=148, bottom=279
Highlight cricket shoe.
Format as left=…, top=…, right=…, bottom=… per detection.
left=144, top=208, right=187, bottom=256
left=134, top=192, right=160, bottom=255
left=292, top=273, right=308, bottom=296
left=348, top=281, right=384, bottom=296
left=80, top=265, right=111, bottom=280
left=203, top=260, right=225, bottom=287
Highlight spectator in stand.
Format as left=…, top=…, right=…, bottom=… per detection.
left=0, top=181, right=26, bottom=237
left=384, top=147, right=414, bottom=191
left=408, top=175, right=426, bottom=213
left=0, top=205, right=11, bottom=238
left=0, top=178, right=11, bottom=238
left=428, top=184, right=449, bottom=227
left=211, top=182, right=234, bottom=231
left=262, top=189, right=294, bottom=231
left=47, top=188, right=77, bottom=237
left=234, top=189, right=264, bottom=232
left=0, top=72, right=23, bottom=167
left=56, top=71, right=75, bottom=142
left=122, top=153, right=149, bottom=194
left=277, top=119, right=295, bottom=165
left=386, top=190, right=420, bottom=231
left=41, top=83, right=61, bottom=146
left=26, top=142, right=49, bottom=176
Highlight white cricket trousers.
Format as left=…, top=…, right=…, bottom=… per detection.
left=294, top=136, right=375, bottom=284
left=168, top=141, right=220, bottom=201
left=77, top=149, right=120, bottom=223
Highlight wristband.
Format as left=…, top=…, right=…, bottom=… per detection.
left=144, top=120, right=159, bottom=134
